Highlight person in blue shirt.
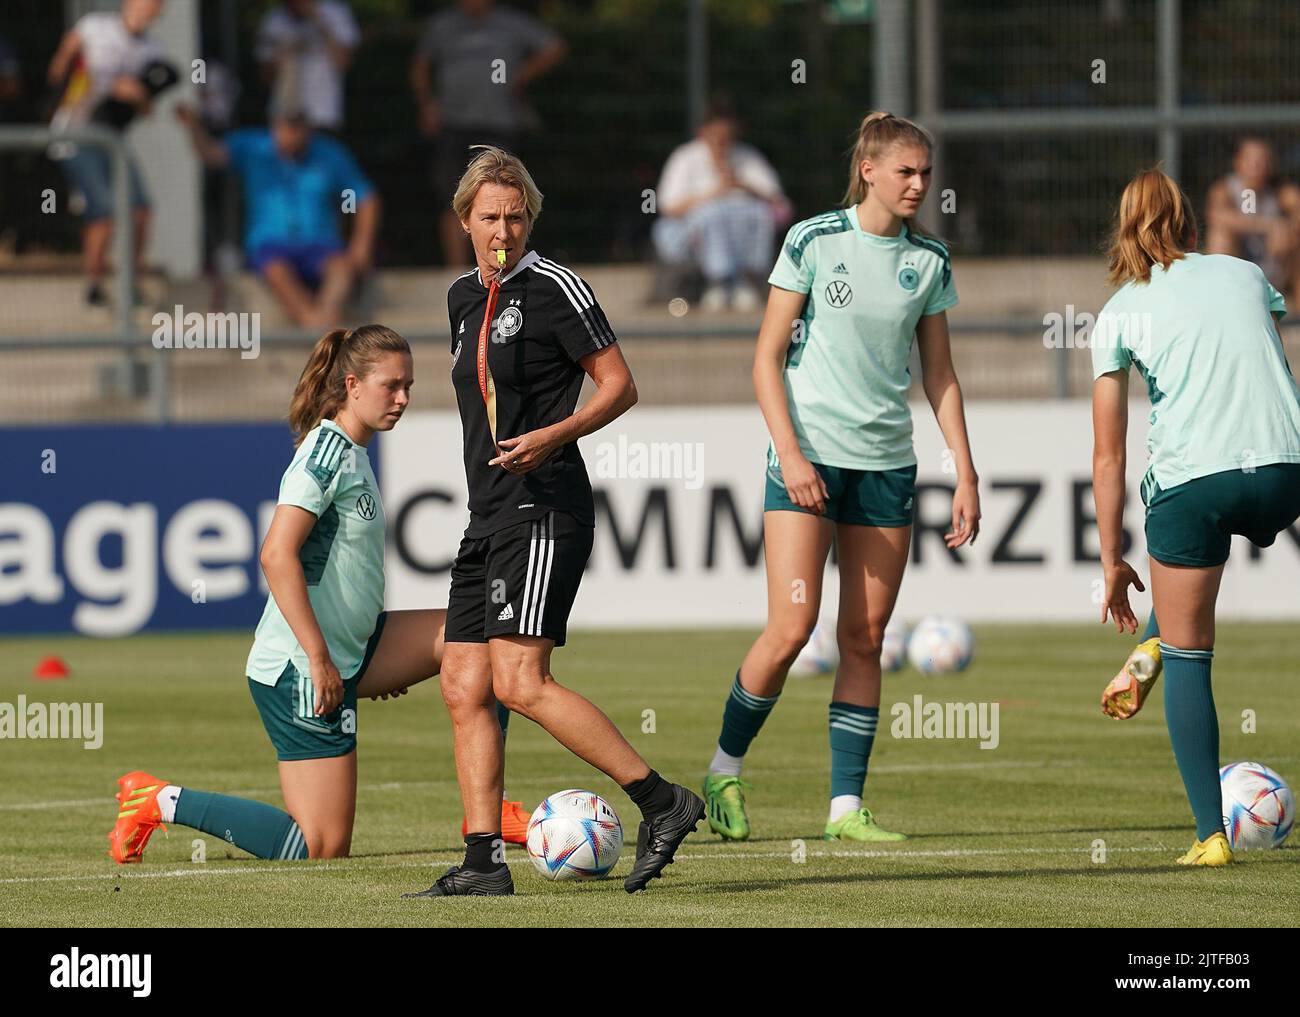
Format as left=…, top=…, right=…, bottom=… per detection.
left=176, top=104, right=380, bottom=328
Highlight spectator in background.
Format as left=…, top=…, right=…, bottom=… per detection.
left=256, top=0, right=359, bottom=131
left=0, top=32, right=24, bottom=260
left=0, top=33, right=21, bottom=117
left=410, top=0, right=567, bottom=265
left=1205, top=137, right=1300, bottom=301
left=176, top=105, right=380, bottom=329
left=653, top=99, right=790, bottom=312
left=46, top=0, right=168, bottom=307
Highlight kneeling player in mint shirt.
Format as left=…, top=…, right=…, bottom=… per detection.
left=108, top=325, right=456, bottom=863
left=1092, top=169, right=1300, bottom=865
left=700, top=112, right=982, bottom=844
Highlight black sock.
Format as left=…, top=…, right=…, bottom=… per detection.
left=463, top=831, right=503, bottom=872
left=622, top=769, right=675, bottom=819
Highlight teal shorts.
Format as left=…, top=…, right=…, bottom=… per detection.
left=248, top=612, right=387, bottom=761
left=764, top=459, right=917, bottom=526
left=1143, top=464, right=1300, bottom=567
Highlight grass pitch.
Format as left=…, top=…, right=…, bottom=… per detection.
left=1, top=624, right=1296, bottom=927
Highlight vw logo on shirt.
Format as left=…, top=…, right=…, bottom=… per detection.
left=356, top=493, right=377, bottom=520
left=825, top=280, right=853, bottom=307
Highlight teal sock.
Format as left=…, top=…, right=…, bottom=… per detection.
left=717, top=671, right=779, bottom=757
left=829, top=702, right=879, bottom=798
left=174, top=789, right=309, bottom=860
left=1160, top=644, right=1223, bottom=841
left=1141, top=610, right=1159, bottom=642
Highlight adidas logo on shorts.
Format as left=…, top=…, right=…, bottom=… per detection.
left=497, top=603, right=515, bottom=621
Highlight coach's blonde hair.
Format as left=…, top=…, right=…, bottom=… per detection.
left=288, top=325, right=411, bottom=445
left=1107, top=168, right=1198, bottom=286
left=451, top=145, right=544, bottom=234
left=842, top=111, right=934, bottom=207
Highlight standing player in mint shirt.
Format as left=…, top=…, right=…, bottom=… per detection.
left=108, top=325, right=452, bottom=865
left=701, top=112, right=981, bottom=844
left=1092, top=169, right=1300, bottom=866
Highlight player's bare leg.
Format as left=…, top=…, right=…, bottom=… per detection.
left=823, top=522, right=910, bottom=842
left=278, top=752, right=357, bottom=858
left=703, top=509, right=831, bottom=840
left=354, top=608, right=445, bottom=700
left=740, top=509, right=834, bottom=697
left=1149, top=557, right=1232, bottom=864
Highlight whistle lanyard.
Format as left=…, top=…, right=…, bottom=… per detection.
left=476, top=279, right=501, bottom=446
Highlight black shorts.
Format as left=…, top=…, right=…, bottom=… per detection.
left=445, top=511, right=593, bottom=647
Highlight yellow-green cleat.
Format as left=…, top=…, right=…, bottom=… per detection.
left=702, top=773, right=751, bottom=841
left=1176, top=831, right=1234, bottom=867
left=824, top=807, right=907, bottom=842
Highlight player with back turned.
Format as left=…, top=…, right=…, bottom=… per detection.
left=1092, top=168, right=1300, bottom=865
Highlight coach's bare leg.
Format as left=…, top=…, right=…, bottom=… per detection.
left=737, top=510, right=834, bottom=697
left=1148, top=558, right=1224, bottom=651
left=490, top=636, right=649, bottom=785
left=439, top=641, right=504, bottom=833
left=278, top=752, right=357, bottom=858
left=261, top=259, right=320, bottom=328
left=354, top=608, right=445, bottom=700
left=831, top=523, right=911, bottom=708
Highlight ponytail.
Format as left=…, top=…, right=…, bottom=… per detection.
left=1106, top=168, right=1197, bottom=286
left=288, top=324, right=411, bottom=444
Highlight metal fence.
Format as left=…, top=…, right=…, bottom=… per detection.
left=5, top=1, right=1300, bottom=423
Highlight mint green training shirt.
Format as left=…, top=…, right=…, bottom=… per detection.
left=1091, top=252, right=1300, bottom=489
left=246, top=420, right=386, bottom=685
left=767, top=207, right=957, bottom=471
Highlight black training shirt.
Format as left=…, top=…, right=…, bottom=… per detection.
left=448, top=249, right=618, bottom=538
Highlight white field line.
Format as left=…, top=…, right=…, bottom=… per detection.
left=0, top=845, right=1186, bottom=887
left=0, top=759, right=1086, bottom=813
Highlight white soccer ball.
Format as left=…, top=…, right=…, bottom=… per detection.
left=527, top=789, right=624, bottom=880
left=788, top=617, right=840, bottom=678
left=1220, top=762, right=1294, bottom=851
left=906, top=615, right=974, bottom=674
left=880, top=618, right=910, bottom=674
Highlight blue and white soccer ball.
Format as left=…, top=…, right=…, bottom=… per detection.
left=906, top=615, right=974, bottom=674
left=880, top=618, right=910, bottom=674
left=788, top=617, right=840, bottom=678
left=527, top=789, right=624, bottom=880
left=1219, top=762, right=1294, bottom=851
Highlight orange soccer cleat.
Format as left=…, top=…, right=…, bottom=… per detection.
left=108, top=771, right=168, bottom=864
left=461, top=798, right=534, bottom=846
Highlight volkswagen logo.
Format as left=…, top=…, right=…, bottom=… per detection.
left=825, top=280, right=853, bottom=307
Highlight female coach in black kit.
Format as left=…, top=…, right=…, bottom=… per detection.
left=405, top=146, right=705, bottom=897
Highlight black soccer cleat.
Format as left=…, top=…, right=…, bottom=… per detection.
left=402, top=864, right=514, bottom=898
left=624, top=783, right=705, bottom=893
